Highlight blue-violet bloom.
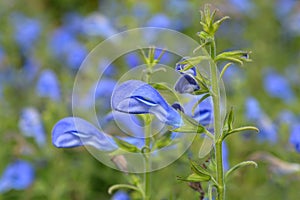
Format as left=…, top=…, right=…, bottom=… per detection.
left=111, top=80, right=182, bottom=128
left=0, top=160, right=35, bottom=193
left=263, top=69, right=294, bottom=102
left=19, top=108, right=46, bottom=147
left=52, top=117, right=117, bottom=151
left=290, top=124, right=300, bottom=153
left=36, top=69, right=61, bottom=101
left=111, top=190, right=131, bottom=200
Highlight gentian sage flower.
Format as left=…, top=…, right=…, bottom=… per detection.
left=0, top=160, right=35, bottom=193
left=52, top=117, right=117, bottom=151
left=111, top=80, right=182, bottom=128
left=36, top=69, right=61, bottom=101
left=263, top=69, right=294, bottom=102
left=245, top=97, right=277, bottom=143
left=11, top=13, right=41, bottom=51
left=111, top=190, right=131, bottom=200
left=184, top=96, right=213, bottom=126
left=19, top=107, right=46, bottom=147
left=290, top=124, right=300, bottom=153
left=174, top=57, right=200, bottom=94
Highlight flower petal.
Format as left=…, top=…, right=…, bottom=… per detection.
left=112, top=80, right=182, bottom=128
left=52, top=117, right=117, bottom=151
left=174, top=74, right=200, bottom=94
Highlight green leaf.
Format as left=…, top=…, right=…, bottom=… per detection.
left=225, top=161, right=258, bottom=180
left=152, top=132, right=173, bottom=150
left=113, top=137, right=140, bottom=153
left=190, top=160, right=212, bottom=178
left=215, top=50, right=252, bottom=65
left=171, top=113, right=213, bottom=139
left=222, top=126, right=259, bottom=141
left=178, top=56, right=210, bottom=71
left=177, top=173, right=211, bottom=182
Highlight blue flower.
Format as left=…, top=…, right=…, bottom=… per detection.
left=277, top=110, right=296, bottom=126
left=62, top=12, right=83, bottom=34
left=146, top=14, right=172, bottom=28
left=257, top=115, right=277, bottom=143
left=0, top=160, right=35, bottom=193
left=228, top=0, right=254, bottom=13
left=111, top=190, right=131, bottom=200
left=65, top=42, right=87, bottom=70
left=11, top=13, right=41, bottom=51
left=184, top=95, right=213, bottom=126
left=82, top=13, right=116, bottom=37
left=245, top=97, right=262, bottom=121
left=223, top=142, right=229, bottom=171
left=174, top=57, right=200, bottom=94
left=19, top=108, right=46, bottom=147
left=36, top=69, right=61, bottom=101
left=22, top=58, right=40, bottom=82
left=49, top=28, right=76, bottom=58
left=52, top=117, right=117, bottom=151
left=263, top=69, right=294, bottom=102
left=290, top=124, right=300, bottom=152
left=275, top=0, right=296, bottom=18
left=125, top=53, right=141, bottom=68
left=111, top=80, right=182, bottom=128
left=245, top=97, right=277, bottom=143
left=175, top=57, right=196, bottom=76
left=174, top=74, right=200, bottom=94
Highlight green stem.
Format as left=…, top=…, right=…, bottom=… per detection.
left=210, top=39, right=225, bottom=200
left=144, top=116, right=152, bottom=200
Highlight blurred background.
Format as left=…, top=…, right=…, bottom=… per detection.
left=1, top=0, right=300, bottom=199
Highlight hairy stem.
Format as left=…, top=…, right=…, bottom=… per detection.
left=210, top=39, right=225, bottom=200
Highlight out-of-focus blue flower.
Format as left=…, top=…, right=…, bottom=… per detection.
left=0, top=46, right=4, bottom=63
left=52, top=117, right=117, bottom=151
left=245, top=97, right=262, bottom=121
left=49, top=27, right=87, bottom=70
left=22, top=58, right=39, bottom=82
left=290, top=124, right=300, bottom=152
left=257, top=115, right=277, bottom=143
left=84, top=78, right=117, bottom=110
left=19, top=108, right=46, bottom=147
left=112, top=80, right=182, bottom=128
left=146, top=14, right=172, bottom=28
left=228, top=0, right=254, bottom=13
left=111, top=190, right=131, bottom=200
left=62, top=12, right=83, bottom=34
left=245, top=97, right=277, bottom=143
left=287, top=12, right=300, bottom=36
left=65, top=42, right=87, bottom=70
left=154, top=48, right=173, bottom=64
left=184, top=96, right=213, bottom=126
left=0, top=160, right=35, bottom=193
left=125, top=53, right=141, bottom=68
left=11, top=13, right=41, bottom=51
left=49, top=28, right=76, bottom=58
left=223, top=142, right=229, bottom=171
left=263, top=69, right=294, bottom=102
left=275, top=0, right=296, bottom=18
left=36, top=69, right=61, bottom=101
left=82, top=13, right=116, bottom=37
left=277, top=110, right=296, bottom=126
